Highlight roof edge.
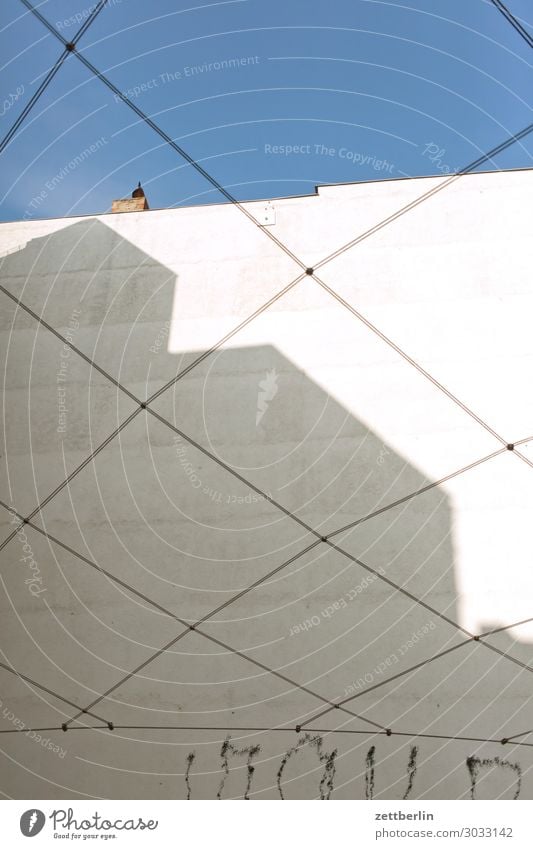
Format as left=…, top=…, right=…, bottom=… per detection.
left=2, top=165, right=532, bottom=226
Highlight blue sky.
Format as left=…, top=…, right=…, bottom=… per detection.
left=0, top=0, right=531, bottom=221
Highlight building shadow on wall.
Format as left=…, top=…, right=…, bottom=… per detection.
left=1, top=217, right=532, bottom=801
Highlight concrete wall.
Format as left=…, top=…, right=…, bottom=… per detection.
left=0, top=170, right=532, bottom=799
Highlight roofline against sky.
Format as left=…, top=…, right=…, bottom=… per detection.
left=2, top=165, right=532, bottom=226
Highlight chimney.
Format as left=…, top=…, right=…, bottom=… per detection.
left=111, top=182, right=149, bottom=213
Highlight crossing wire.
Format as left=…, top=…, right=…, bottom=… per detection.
left=54, top=405, right=533, bottom=728
left=0, top=502, right=382, bottom=732
left=3, top=389, right=531, bottom=734
left=0, top=284, right=142, bottom=406
left=312, top=121, right=533, bottom=272
left=0, top=723, right=531, bottom=750
left=18, top=0, right=306, bottom=273
left=2, top=260, right=532, bottom=743
left=12, top=0, right=533, bottom=465
left=0, top=658, right=111, bottom=725
left=2, top=317, right=533, bottom=732
left=489, top=0, right=533, bottom=48
left=0, top=0, right=109, bottom=154
left=5, top=496, right=531, bottom=737
left=2, top=0, right=533, bottom=751
left=311, top=272, right=529, bottom=458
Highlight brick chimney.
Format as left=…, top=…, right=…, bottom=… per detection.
left=111, top=182, right=149, bottom=213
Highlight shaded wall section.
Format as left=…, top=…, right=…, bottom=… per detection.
left=0, top=205, right=532, bottom=800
